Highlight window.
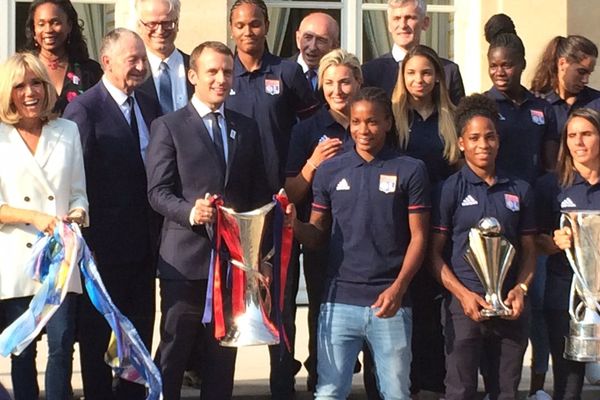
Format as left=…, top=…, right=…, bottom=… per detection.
left=3, top=0, right=115, bottom=61
left=265, top=0, right=455, bottom=62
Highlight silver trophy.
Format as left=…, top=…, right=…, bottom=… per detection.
left=464, top=217, right=516, bottom=317
left=218, top=201, right=280, bottom=347
left=561, top=211, right=600, bottom=363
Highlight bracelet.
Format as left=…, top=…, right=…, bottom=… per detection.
left=307, top=160, right=318, bottom=171
left=518, top=283, right=528, bottom=296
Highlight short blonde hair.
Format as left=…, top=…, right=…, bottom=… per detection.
left=0, top=52, right=57, bottom=125
left=318, top=48, right=363, bottom=90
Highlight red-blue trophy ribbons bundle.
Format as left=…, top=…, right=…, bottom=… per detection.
left=202, top=191, right=293, bottom=348
left=0, top=222, right=163, bottom=400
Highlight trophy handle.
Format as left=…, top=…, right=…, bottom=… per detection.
left=561, top=214, right=600, bottom=317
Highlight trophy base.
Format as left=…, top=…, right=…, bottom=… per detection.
left=480, top=308, right=512, bottom=318
left=219, top=303, right=280, bottom=347
left=564, top=322, right=600, bottom=362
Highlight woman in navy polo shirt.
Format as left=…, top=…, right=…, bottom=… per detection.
left=284, top=48, right=362, bottom=391
left=430, top=94, right=536, bottom=400
left=484, top=16, right=558, bottom=399
left=548, top=108, right=600, bottom=398
left=294, top=87, right=430, bottom=399
left=531, top=35, right=600, bottom=132
left=390, top=43, right=460, bottom=398
left=485, top=17, right=558, bottom=184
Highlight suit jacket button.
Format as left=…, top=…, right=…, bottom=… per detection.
left=26, top=243, right=32, bottom=248
left=48, top=195, right=54, bottom=201
left=24, top=196, right=30, bottom=202
left=25, top=223, right=30, bottom=226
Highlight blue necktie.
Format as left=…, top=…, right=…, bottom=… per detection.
left=306, top=69, right=317, bottom=91
left=126, top=96, right=140, bottom=150
left=158, top=61, right=174, bottom=114
left=207, top=112, right=227, bottom=174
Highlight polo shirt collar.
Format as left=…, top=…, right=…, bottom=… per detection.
left=234, top=50, right=275, bottom=77
left=461, top=164, right=510, bottom=186
left=350, top=145, right=397, bottom=167
left=540, top=87, right=597, bottom=106
left=572, top=170, right=600, bottom=188
left=487, top=85, right=533, bottom=104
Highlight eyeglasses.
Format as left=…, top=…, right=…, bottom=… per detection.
left=139, top=19, right=178, bottom=32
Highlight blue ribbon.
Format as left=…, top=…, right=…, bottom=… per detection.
left=0, top=223, right=163, bottom=400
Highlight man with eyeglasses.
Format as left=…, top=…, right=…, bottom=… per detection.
left=136, top=0, right=193, bottom=115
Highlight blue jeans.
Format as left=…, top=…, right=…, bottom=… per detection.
left=2, top=294, right=77, bottom=400
left=315, top=302, right=412, bottom=400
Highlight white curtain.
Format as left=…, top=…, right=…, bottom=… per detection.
left=266, top=7, right=290, bottom=55
left=74, top=4, right=106, bottom=60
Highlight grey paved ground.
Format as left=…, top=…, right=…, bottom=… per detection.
left=1, top=306, right=600, bottom=399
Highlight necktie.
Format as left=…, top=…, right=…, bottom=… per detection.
left=306, top=69, right=317, bottom=91
left=158, top=61, right=174, bottom=114
left=207, top=112, right=227, bottom=173
left=126, top=96, right=140, bottom=150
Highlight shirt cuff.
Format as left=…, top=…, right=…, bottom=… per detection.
left=189, top=206, right=197, bottom=226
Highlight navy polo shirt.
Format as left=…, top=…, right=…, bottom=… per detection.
left=225, top=51, right=319, bottom=192
left=486, top=87, right=558, bottom=184
left=405, top=109, right=455, bottom=184
left=432, top=165, right=536, bottom=295
left=312, top=146, right=431, bottom=307
left=539, top=86, right=600, bottom=133
left=535, top=172, right=570, bottom=309
left=285, top=106, right=351, bottom=221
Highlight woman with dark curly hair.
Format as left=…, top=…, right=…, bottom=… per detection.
left=430, top=93, right=536, bottom=400
left=24, top=0, right=102, bottom=114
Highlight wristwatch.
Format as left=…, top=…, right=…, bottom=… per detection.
left=518, top=283, right=528, bottom=296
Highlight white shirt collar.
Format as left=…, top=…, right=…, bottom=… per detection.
left=297, top=53, right=312, bottom=74
left=392, top=44, right=408, bottom=63
left=102, top=75, right=130, bottom=106
left=147, top=48, right=182, bottom=74
left=191, top=95, right=225, bottom=119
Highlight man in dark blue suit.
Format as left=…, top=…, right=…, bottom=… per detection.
left=135, top=0, right=194, bottom=114
left=145, top=41, right=270, bottom=400
left=63, top=28, right=161, bottom=400
left=362, top=0, right=464, bottom=105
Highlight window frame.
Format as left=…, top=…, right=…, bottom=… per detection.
left=1, top=0, right=115, bottom=61
left=265, top=0, right=455, bottom=61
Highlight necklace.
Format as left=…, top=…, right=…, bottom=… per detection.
left=39, top=52, right=66, bottom=70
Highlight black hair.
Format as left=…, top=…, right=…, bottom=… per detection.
left=352, top=86, right=399, bottom=148
left=484, top=13, right=525, bottom=63
left=25, top=0, right=91, bottom=62
left=455, top=93, right=499, bottom=135
left=229, top=0, right=269, bottom=24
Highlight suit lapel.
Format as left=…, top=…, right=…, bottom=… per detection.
left=34, top=119, right=63, bottom=169
left=224, top=110, right=238, bottom=186
left=3, top=124, right=53, bottom=194
left=185, top=104, right=223, bottom=173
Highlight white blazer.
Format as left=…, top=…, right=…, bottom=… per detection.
left=0, top=118, right=88, bottom=299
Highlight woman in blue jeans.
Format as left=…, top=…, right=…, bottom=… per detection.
left=0, top=53, right=88, bottom=399
left=293, top=87, right=431, bottom=399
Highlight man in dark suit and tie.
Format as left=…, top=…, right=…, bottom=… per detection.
left=145, top=41, right=270, bottom=400
left=292, top=12, right=339, bottom=105
left=361, top=0, right=464, bottom=105
left=63, top=28, right=161, bottom=400
left=135, top=0, right=193, bottom=114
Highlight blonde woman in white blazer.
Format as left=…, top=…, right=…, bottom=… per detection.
left=0, top=52, right=88, bottom=400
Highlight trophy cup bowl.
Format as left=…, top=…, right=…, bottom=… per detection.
left=463, top=217, right=516, bottom=318
left=561, top=211, right=600, bottom=362
left=218, top=201, right=280, bottom=347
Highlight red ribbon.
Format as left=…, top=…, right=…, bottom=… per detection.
left=211, top=196, right=226, bottom=339
left=219, top=211, right=246, bottom=319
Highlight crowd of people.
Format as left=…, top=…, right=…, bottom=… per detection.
left=1, top=0, right=600, bottom=399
